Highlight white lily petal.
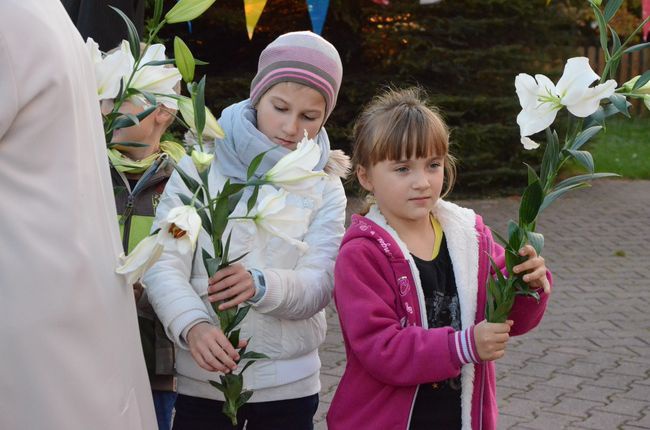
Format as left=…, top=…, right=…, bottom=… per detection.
left=515, top=74, right=540, bottom=110
left=521, top=136, right=540, bottom=150
left=140, top=44, right=167, bottom=64
left=116, top=235, right=164, bottom=285
left=517, top=105, right=558, bottom=137
left=644, top=95, right=650, bottom=111
left=565, top=79, right=617, bottom=117
left=533, top=74, right=557, bottom=99
left=556, top=57, right=600, bottom=96
left=86, top=38, right=102, bottom=64
left=158, top=205, right=202, bottom=254
left=97, top=52, right=132, bottom=99
left=264, top=134, right=327, bottom=194
left=252, top=186, right=310, bottom=248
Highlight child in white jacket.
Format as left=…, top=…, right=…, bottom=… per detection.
left=143, top=31, right=348, bottom=430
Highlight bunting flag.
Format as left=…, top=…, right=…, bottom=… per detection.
left=307, top=0, right=330, bottom=35
left=641, top=0, right=650, bottom=40
left=244, top=0, right=267, bottom=40
left=420, top=0, right=443, bottom=4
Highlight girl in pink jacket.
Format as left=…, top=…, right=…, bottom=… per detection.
left=327, top=88, right=552, bottom=430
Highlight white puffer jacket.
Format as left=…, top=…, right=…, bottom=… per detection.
left=144, top=152, right=348, bottom=402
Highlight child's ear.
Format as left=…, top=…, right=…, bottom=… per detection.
left=356, top=165, right=373, bottom=192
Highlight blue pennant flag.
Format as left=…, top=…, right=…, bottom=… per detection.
left=306, top=0, right=330, bottom=35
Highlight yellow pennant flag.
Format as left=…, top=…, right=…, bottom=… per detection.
left=244, top=0, right=267, bottom=39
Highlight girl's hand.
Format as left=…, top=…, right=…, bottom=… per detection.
left=473, top=320, right=513, bottom=361
left=513, top=244, right=551, bottom=294
left=207, top=263, right=256, bottom=310
left=186, top=322, right=247, bottom=373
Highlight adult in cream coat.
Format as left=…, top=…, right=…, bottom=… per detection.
left=0, top=1, right=157, bottom=429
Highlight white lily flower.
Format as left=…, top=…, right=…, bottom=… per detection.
left=191, top=149, right=214, bottom=173
left=116, top=235, right=164, bottom=285
left=263, top=131, right=327, bottom=195
left=515, top=57, right=617, bottom=140
left=158, top=205, right=202, bottom=254
left=521, top=136, right=540, bottom=150
left=128, top=43, right=182, bottom=109
left=178, top=96, right=225, bottom=140
left=86, top=38, right=132, bottom=100
left=250, top=186, right=310, bottom=251
left=644, top=95, right=650, bottom=112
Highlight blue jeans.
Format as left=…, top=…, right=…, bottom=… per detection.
left=153, top=390, right=177, bottom=430
left=172, top=393, right=319, bottom=430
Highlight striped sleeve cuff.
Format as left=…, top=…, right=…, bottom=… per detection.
left=451, top=326, right=481, bottom=365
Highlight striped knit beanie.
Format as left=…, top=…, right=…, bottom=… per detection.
left=250, top=31, right=343, bottom=122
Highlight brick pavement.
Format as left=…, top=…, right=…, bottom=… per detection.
left=316, top=179, right=650, bottom=429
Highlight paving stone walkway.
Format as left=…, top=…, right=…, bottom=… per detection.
left=315, top=179, right=650, bottom=429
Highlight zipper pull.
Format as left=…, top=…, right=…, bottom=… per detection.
left=120, top=194, right=135, bottom=225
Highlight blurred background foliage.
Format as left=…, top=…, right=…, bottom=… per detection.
left=152, top=0, right=646, bottom=196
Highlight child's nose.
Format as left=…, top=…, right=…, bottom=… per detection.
left=282, top=116, right=299, bottom=137
left=412, top=170, right=429, bottom=188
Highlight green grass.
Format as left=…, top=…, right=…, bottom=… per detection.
left=564, top=116, right=650, bottom=179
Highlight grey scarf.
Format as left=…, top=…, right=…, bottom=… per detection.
left=214, top=99, right=331, bottom=183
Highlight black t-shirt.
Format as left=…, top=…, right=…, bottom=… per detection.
left=409, top=235, right=462, bottom=430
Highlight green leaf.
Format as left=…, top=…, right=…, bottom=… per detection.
left=247, top=150, right=270, bottom=180
left=138, top=59, right=177, bottom=68
left=490, top=229, right=509, bottom=248
left=632, top=70, right=650, bottom=91
left=519, top=180, right=543, bottom=226
left=194, top=59, right=210, bottom=66
left=218, top=307, right=237, bottom=334
left=540, top=133, right=559, bottom=188
left=109, top=6, right=141, bottom=59
left=247, top=185, right=260, bottom=214
left=203, top=254, right=220, bottom=278
left=228, top=329, right=240, bottom=347
left=489, top=255, right=506, bottom=285
left=591, top=4, right=609, bottom=58
left=554, top=172, right=619, bottom=190
left=526, top=231, right=544, bottom=256
left=240, top=351, right=269, bottom=361
left=610, top=25, right=621, bottom=55
left=192, top=76, right=207, bottom=137
left=564, top=149, right=594, bottom=173
left=152, top=0, right=164, bottom=27
left=165, top=0, right=217, bottom=24
left=174, top=36, right=195, bottom=83
left=213, top=194, right=231, bottom=239
left=540, top=182, right=590, bottom=213
left=571, top=126, right=602, bottom=151
left=584, top=103, right=620, bottom=128
left=609, top=93, right=630, bottom=118
left=603, top=0, right=623, bottom=23
left=236, top=390, right=254, bottom=408
left=227, top=252, right=249, bottom=266
left=623, top=42, right=650, bottom=54
left=225, top=305, right=251, bottom=333
left=112, top=106, right=157, bottom=130
left=107, top=141, right=148, bottom=149
left=208, top=379, right=224, bottom=392
left=173, top=164, right=201, bottom=194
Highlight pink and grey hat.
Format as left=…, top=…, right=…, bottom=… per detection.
left=250, top=31, right=343, bottom=122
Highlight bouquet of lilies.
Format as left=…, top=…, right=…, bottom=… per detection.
left=89, top=0, right=323, bottom=424
left=486, top=0, right=650, bottom=322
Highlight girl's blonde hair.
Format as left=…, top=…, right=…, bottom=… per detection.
left=352, top=87, right=457, bottom=200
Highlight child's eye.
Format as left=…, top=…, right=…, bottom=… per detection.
left=430, top=162, right=441, bottom=169
left=395, top=166, right=409, bottom=173
left=303, top=115, right=318, bottom=121
left=274, top=106, right=288, bottom=112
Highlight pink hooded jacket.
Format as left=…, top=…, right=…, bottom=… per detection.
left=327, top=201, right=551, bottom=430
